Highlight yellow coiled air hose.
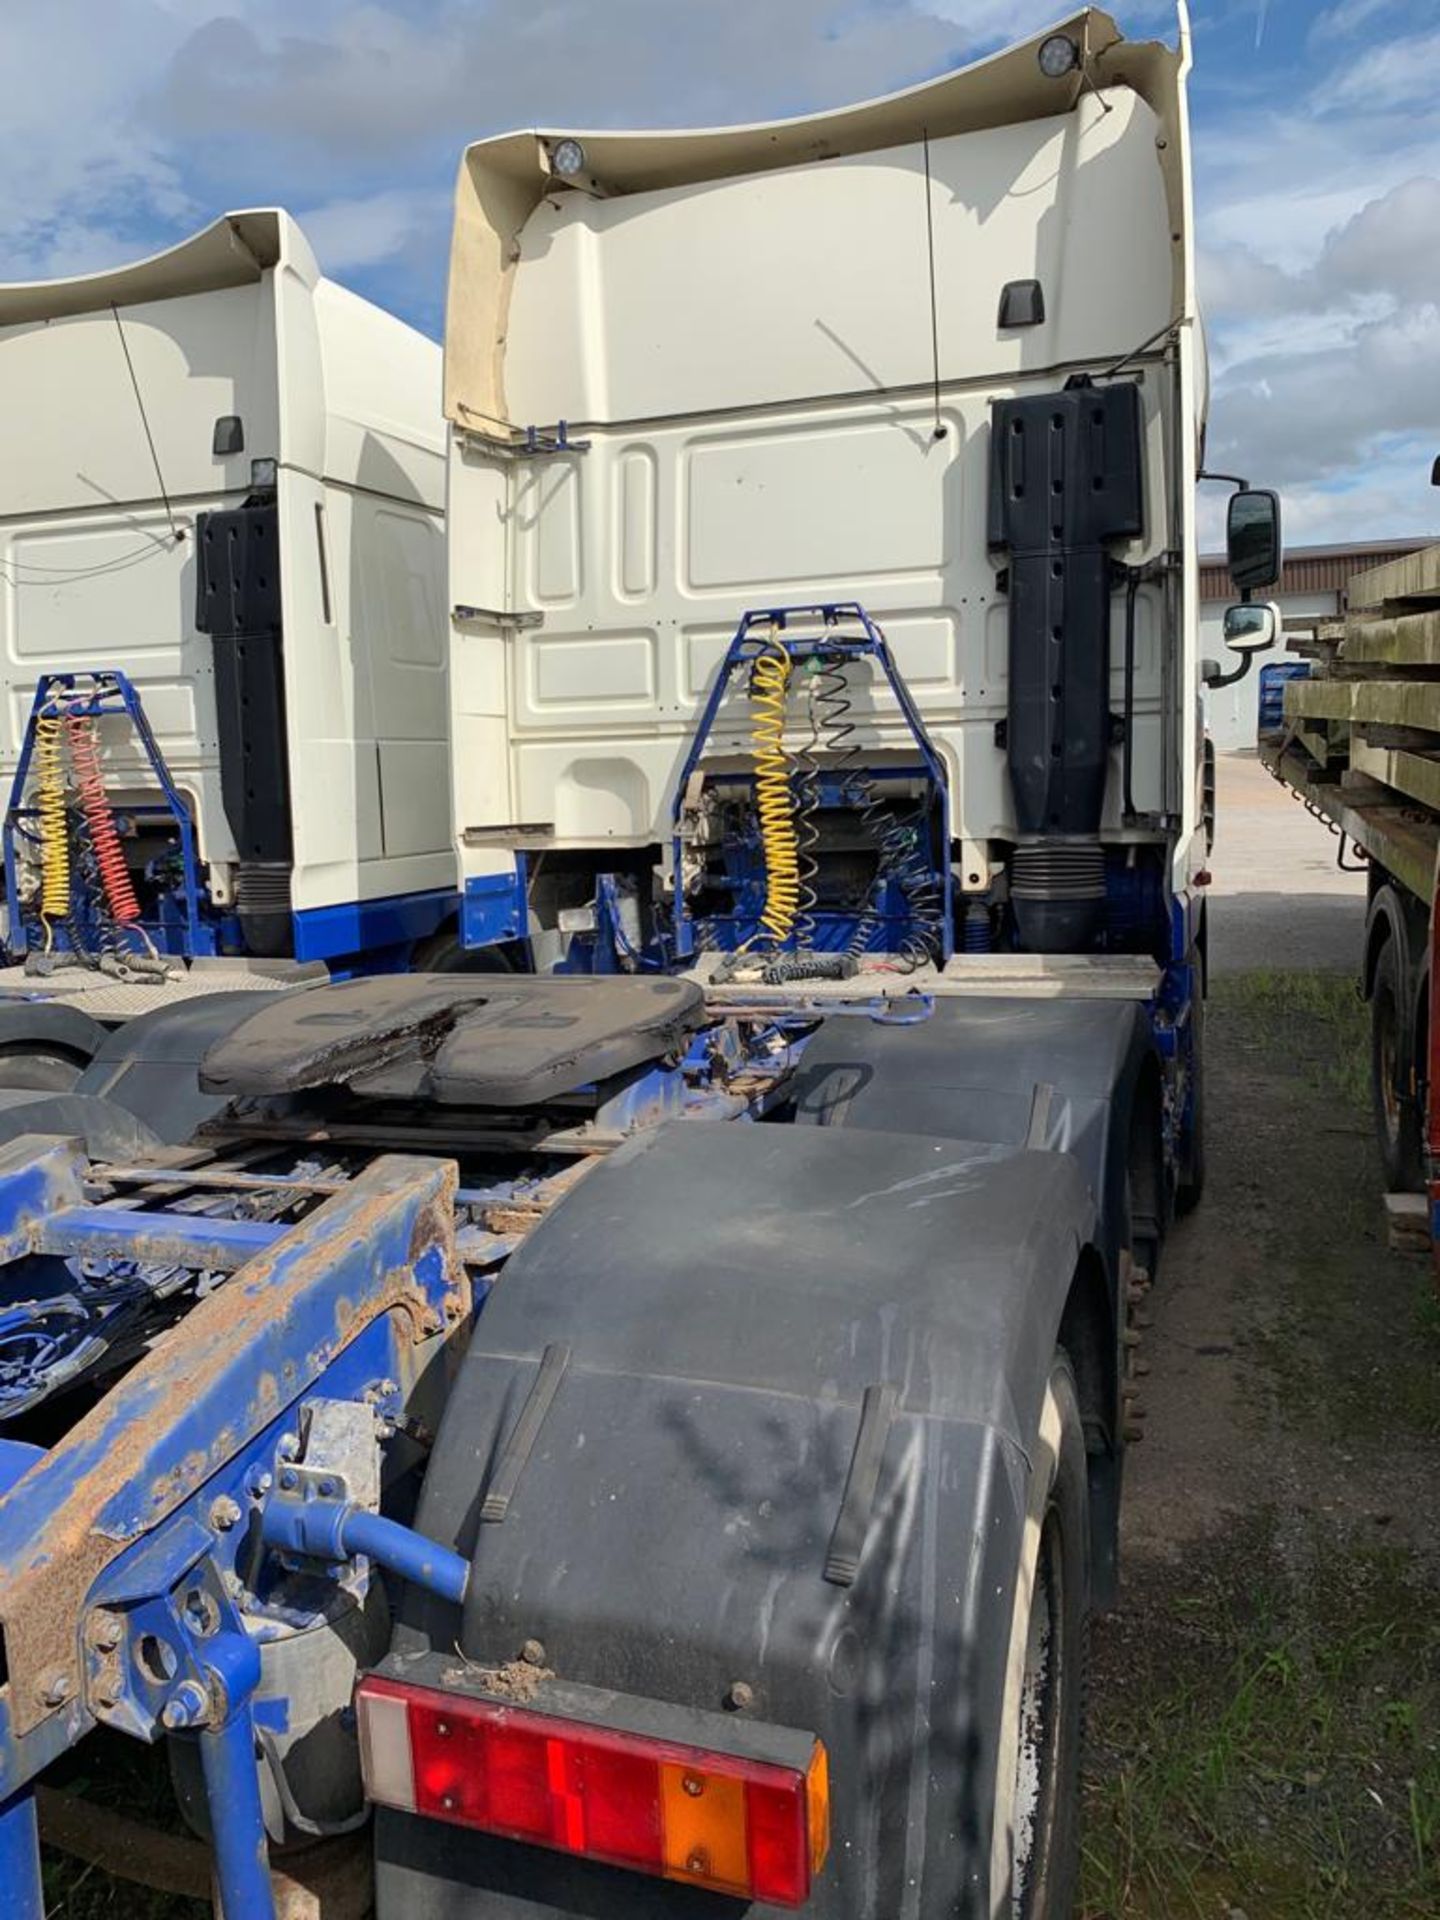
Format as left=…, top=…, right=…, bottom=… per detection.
left=35, top=709, right=70, bottom=949
left=745, top=639, right=801, bottom=948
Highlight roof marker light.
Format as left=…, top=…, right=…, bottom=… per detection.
left=550, top=139, right=587, bottom=179
left=1038, top=34, right=1080, bottom=79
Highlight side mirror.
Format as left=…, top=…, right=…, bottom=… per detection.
left=1205, top=603, right=1280, bottom=688
left=1431, top=453, right=1440, bottom=487
left=1226, top=488, right=1283, bottom=591
left=1222, top=601, right=1279, bottom=654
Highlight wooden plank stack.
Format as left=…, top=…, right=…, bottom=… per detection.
left=1261, top=542, right=1440, bottom=903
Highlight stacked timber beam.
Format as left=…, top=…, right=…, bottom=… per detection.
left=1260, top=542, right=1440, bottom=904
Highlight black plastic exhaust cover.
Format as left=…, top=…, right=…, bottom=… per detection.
left=988, top=381, right=1143, bottom=950
left=195, top=502, right=293, bottom=955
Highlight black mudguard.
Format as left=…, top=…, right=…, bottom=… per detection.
left=0, top=1090, right=163, bottom=1160
left=789, top=995, right=1158, bottom=1605
left=380, top=1119, right=1098, bottom=1920
left=790, top=994, right=1155, bottom=1279
left=75, top=991, right=271, bottom=1144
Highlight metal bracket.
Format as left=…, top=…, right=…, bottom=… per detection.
left=453, top=603, right=545, bottom=630
left=83, top=1535, right=254, bottom=1740
left=456, top=421, right=591, bottom=461
left=291, top=1398, right=384, bottom=1514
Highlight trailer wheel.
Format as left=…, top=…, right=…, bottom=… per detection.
left=990, top=1351, right=1088, bottom=1920
left=1372, top=938, right=1423, bottom=1192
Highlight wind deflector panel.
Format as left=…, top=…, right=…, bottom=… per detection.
left=195, top=502, right=293, bottom=955
left=988, top=381, right=1143, bottom=950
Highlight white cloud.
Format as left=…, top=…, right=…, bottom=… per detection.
left=1193, top=10, right=1440, bottom=544
left=0, top=2, right=204, bottom=279
left=1313, top=27, right=1440, bottom=113
left=1322, top=176, right=1440, bottom=303
left=1307, top=0, right=1393, bottom=44
left=298, top=186, right=452, bottom=274
left=143, top=2, right=969, bottom=174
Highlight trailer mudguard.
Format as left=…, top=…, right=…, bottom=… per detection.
left=380, top=1119, right=1099, bottom=1920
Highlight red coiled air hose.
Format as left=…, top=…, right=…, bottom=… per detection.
left=65, top=713, right=142, bottom=925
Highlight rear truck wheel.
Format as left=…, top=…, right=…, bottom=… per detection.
left=1174, top=987, right=1206, bottom=1217
left=990, top=1353, right=1089, bottom=1920
left=412, top=928, right=516, bottom=973
left=0, top=1045, right=85, bottom=1092
left=0, top=1004, right=104, bottom=1093
left=1372, top=937, right=1424, bottom=1192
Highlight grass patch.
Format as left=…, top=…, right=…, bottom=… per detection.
left=1217, top=969, right=1370, bottom=1112
left=1083, top=1517, right=1440, bottom=1919
left=40, top=1732, right=206, bottom=1919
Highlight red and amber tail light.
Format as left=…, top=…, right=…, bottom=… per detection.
left=357, top=1670, right=829, bottom=1907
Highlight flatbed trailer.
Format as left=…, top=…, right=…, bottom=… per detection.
left=1260, top=539, right=1440, bottom=1242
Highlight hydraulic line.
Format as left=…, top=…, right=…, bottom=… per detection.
left=793, top=666, right=823, bottom=948
left=761, top=951, right=857, bottom=985
left=66, top=712, right=142, bottom=928
left=33, top=709, right=71, bottom=949
left=744, top=637, right=801, bottom=948
left=812, top=651, right=943, bottom=970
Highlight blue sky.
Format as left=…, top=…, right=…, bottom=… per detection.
left=8, top=1, right=1438, bottom=547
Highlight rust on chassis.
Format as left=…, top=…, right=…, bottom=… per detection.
left=0, top=1153, right=465, bottom=1753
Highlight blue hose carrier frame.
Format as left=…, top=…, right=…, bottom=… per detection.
left=669, top=602, right=954, bottom=962
left=2, top=670, right=212, bottom=959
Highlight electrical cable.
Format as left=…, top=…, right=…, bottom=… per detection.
left=111, top=304, right=182, bottom=544
left=0, top=541, right=172, bottom=583
left=34, top=707, right=71, bottom=949
left=811, top=652, right=943, bottom=970
left=920, top=129, right=947, bottom=443
left=743, top=635, right=802, bottom=949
